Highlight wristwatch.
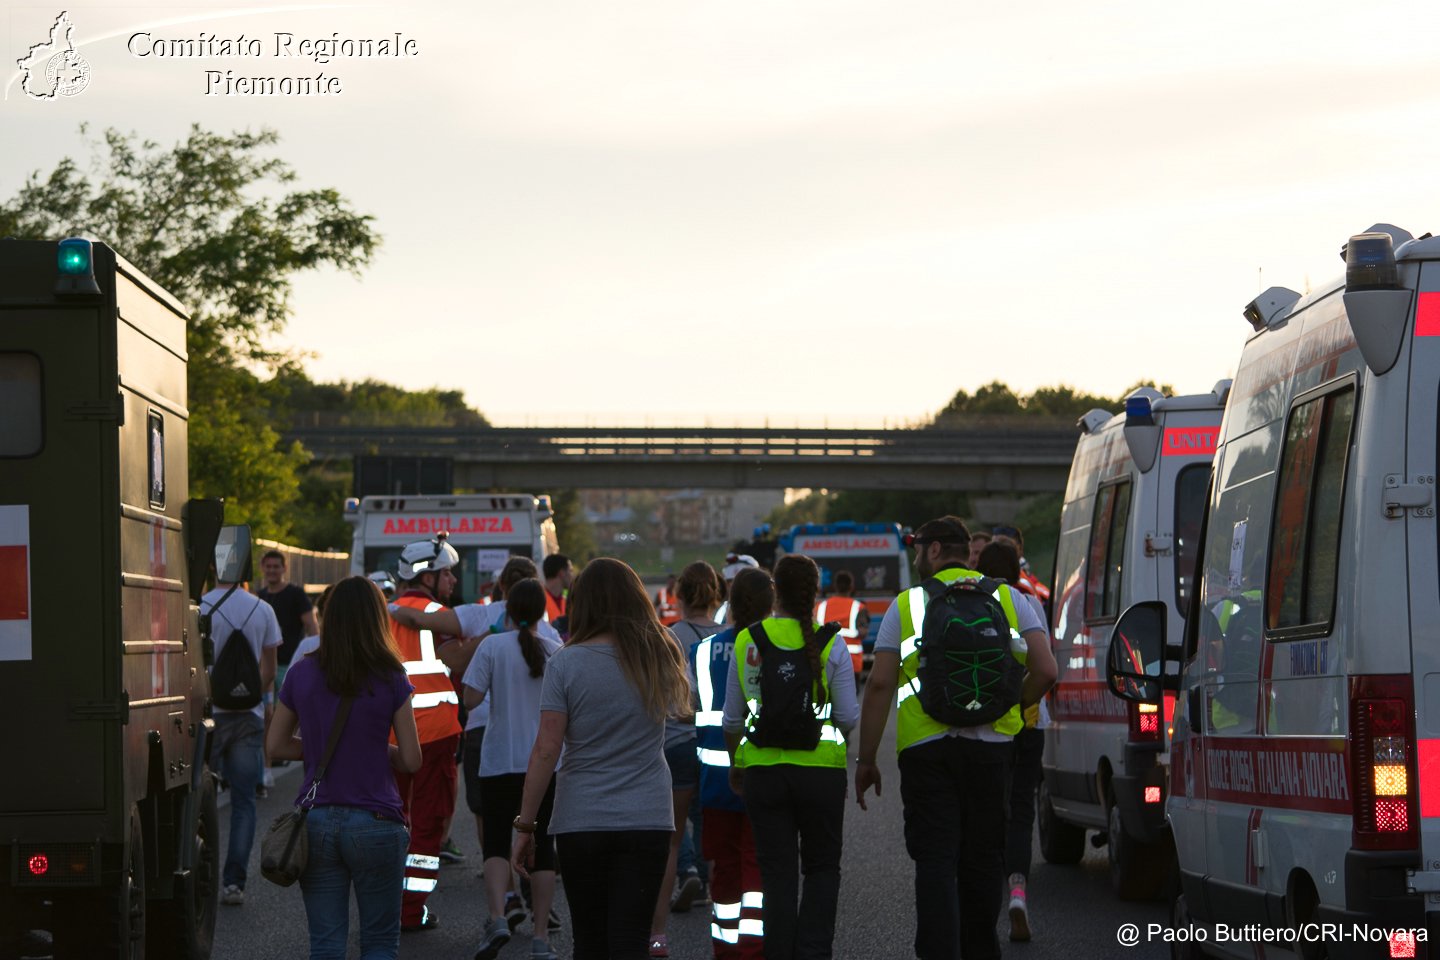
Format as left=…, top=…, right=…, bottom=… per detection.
left=513, top=816, right=538, bottom=834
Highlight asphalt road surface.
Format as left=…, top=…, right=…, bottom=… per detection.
left=214, top=724, right=1170, bottom=960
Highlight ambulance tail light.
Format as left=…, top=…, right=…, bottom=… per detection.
left=1351, top=675, right=1419, bottom=852
left=1128, top=701, right=1161, bottom=743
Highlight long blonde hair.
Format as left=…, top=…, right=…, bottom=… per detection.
left=566, top=558, right=690, bottom=722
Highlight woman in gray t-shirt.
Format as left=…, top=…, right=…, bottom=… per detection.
left=512, top=558, right=692, bottom=960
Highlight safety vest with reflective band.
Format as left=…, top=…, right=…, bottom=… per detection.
left=656, top=587, right=681, bottom=625
left=816, top=595, right=864, bottom=673
left=690, top=626, right=747, bottom=812
left=734, top=617, right=847, bottom=769
left=390, top=593, right=462, bottom=744
left=545, top=589, right=566, bottom=623
left=894, top=568, right=1027, bottom=753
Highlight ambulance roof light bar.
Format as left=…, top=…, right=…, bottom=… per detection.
left=1124, top=387, right=1165, bottom=473
left=1242, top=287, right=1301, bottom=332
left=1076, top=409, right=1111, bottom=436
left=54, top=237, right=101, bottom=298
left=1343, top=228, right=1414, bottom=376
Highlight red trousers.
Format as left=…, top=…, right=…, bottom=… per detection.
left=703, top=807, right=764, bottom=959
left=395, top=734, right=459, bottom=926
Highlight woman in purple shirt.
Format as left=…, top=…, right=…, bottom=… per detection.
left=269, top=576, right=423, bottom=960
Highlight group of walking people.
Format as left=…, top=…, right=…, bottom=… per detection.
left=245, top=512, right=1056, bottom=960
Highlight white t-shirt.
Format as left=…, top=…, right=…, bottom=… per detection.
left=202, top=586, right=282, bottom=718
left=461, top=628, right=562, bottom=776
left=874, top=573, right=1045, bottom=744
left=453, top=601, right=560, bottom=731
left=292, top=633, right=320, bottom=662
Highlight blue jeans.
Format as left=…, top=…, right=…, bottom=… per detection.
left=213, top=711, right=264, bottom=889
left=300, top=805, right=410, bottom=960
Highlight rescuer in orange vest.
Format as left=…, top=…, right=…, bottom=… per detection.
left=655, top=573, right=682, bottom=626
left=391, top=534, right=465, bottom=932
left=815, top=569, right=871, bottom=676
left=542, top=553, right=574, bottom=637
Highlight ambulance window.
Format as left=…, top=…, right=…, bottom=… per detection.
left=1086, top=480, right=1132, bottom=621
left=148, top=411, right=165, bottom=508
left=0, top=353, right=43, bottom=457
left=1266, top=385, right=1355, bottom=636
left=1173, top=465, right=1208, bottom=615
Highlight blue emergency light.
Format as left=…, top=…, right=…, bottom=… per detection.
left=1345, top=232, right=1400, bottom=291
left=1125, top=395, right=1155, bottom=427
left=54, top=237, right=101, bottom=297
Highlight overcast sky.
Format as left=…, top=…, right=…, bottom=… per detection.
left=5, top=1, right=1439, bottom=426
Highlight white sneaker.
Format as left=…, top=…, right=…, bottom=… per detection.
left=221, top=884, right=244, bottom=906
left=1007, top=873, right=1030, bottom=942
left=262, top=768, right=276, bottom=789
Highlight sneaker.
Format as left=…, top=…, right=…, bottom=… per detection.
left=262, top=768, right=275, bottom=789
left=1007, top=873, right=1031, bottom=942
left=548, top=911, right=563, bottom=934
left=254, top=784, right=268, bottom=799
left=505, top=892, right=528, bottom=932
left=649, top=934, right=670, bottom=958
left=439, top=837, right=466, bottom=864
left=402, top=907, right=440, bottom=933
left=473, top=916, right=511, bottom=960
left=670, top=871, right=703, bottom=914
left=220, top=884, right=244, bottom=906
left=531, top=940, right=558, bottom=960
left=693, top=879, right=711, bottom=908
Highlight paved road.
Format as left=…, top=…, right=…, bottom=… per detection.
left=214, top=727, right=1170, bottom=960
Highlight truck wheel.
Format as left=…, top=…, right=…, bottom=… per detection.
left=1171, top=892, right=1209, bottom=960
left=1037, top=779, right=1085, bottom=864
left=1108, top=802, right=1167, bottom=901
left=56, top=807, right=145, bottom=959
left=148, top=775, right=219, bottom=959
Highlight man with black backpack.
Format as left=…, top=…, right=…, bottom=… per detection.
left=854, top=516, right=1057, bottom=960
left=201, top=574, right=282, bottom=907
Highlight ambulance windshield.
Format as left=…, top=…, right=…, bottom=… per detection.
left=365, top=544, right=528, bottom=605
left=816, top=556, right=901, bottom=595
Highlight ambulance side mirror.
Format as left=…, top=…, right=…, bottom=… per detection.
left=215, top=525, right=253, bottom=585
left=183, top=498, right=225, bottom=604
left=1106, top=600, right=1174, bottom=701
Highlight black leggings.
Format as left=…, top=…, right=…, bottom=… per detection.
left=479, top=773, right=556, bottom=871
left=555, top=830, right=670, bottom=960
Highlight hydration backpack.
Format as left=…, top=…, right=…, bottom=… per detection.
left=914, top=576, right=1024, bottom=727
left=746, top=620, right=841, bottom=751
left=210, top=599, right=263, bottom=710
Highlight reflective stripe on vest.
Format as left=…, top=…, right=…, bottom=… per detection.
left=816, top=596, right=865, bottom=654
left=893, top=569, right=1026, bottom=753
left=391, top=596, right=462, bottom=744
left=733, top=618, right=847, bottom=769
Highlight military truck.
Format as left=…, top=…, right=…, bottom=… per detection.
left=0, top=237, right=230, bottom=959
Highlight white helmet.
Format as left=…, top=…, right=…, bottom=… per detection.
left=721, top=553, right=759, bottom=581
left=397, top=534, right=460, bottom=582
left=367, top=570, right=397, bottom=599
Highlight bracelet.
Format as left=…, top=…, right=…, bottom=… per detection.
left=513, top=816, right=538, bottom=834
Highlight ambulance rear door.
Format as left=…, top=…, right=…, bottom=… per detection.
left=0, top=271, right=114, bottom=819
left=1405, top=261, right=1440, bottom=900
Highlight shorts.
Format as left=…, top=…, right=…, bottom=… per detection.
left=479, top=773, right=556, bottom=870
left=665, top=738, right=700, bottom=792
left=462, top=726, right=486, bottom=814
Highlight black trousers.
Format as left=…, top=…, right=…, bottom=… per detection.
left=743, top=764, right=846, bottom=960
left=555, top=830, right=670, bottom=960
left=1005, top=726, right=1044, bottom=879
left=898, top=736, right=1012, bottom=960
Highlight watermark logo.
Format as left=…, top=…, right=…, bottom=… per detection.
left=17, top=11, right=91, bottom=100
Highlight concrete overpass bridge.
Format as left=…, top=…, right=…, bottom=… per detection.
left=285, top=420, right=1084, bottom=493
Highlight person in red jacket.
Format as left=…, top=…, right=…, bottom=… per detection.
left=390, top=534, right=464, bottom=932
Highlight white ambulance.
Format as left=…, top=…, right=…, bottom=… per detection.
left=344, top=494, right=559, bottom=603
left=1108, top=224, right=1440, bottom=958
left=1041, top=381, right=1229, bottom=899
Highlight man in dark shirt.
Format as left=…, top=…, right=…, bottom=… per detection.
left=256, top=550, right=317, bottom=677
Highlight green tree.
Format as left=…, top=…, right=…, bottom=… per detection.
left=0, top=125, right=380, bottom=537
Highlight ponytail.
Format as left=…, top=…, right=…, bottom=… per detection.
left=504, top=578, right=549, bottom=679
left=774, top=555, right=827, bottom=709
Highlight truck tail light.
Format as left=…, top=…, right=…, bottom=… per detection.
left=1129, top=701, right=1161, bottom=743
left=14, top=843, right=97, bottom=886
left=1351, top=675, right=1419, bottom=851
